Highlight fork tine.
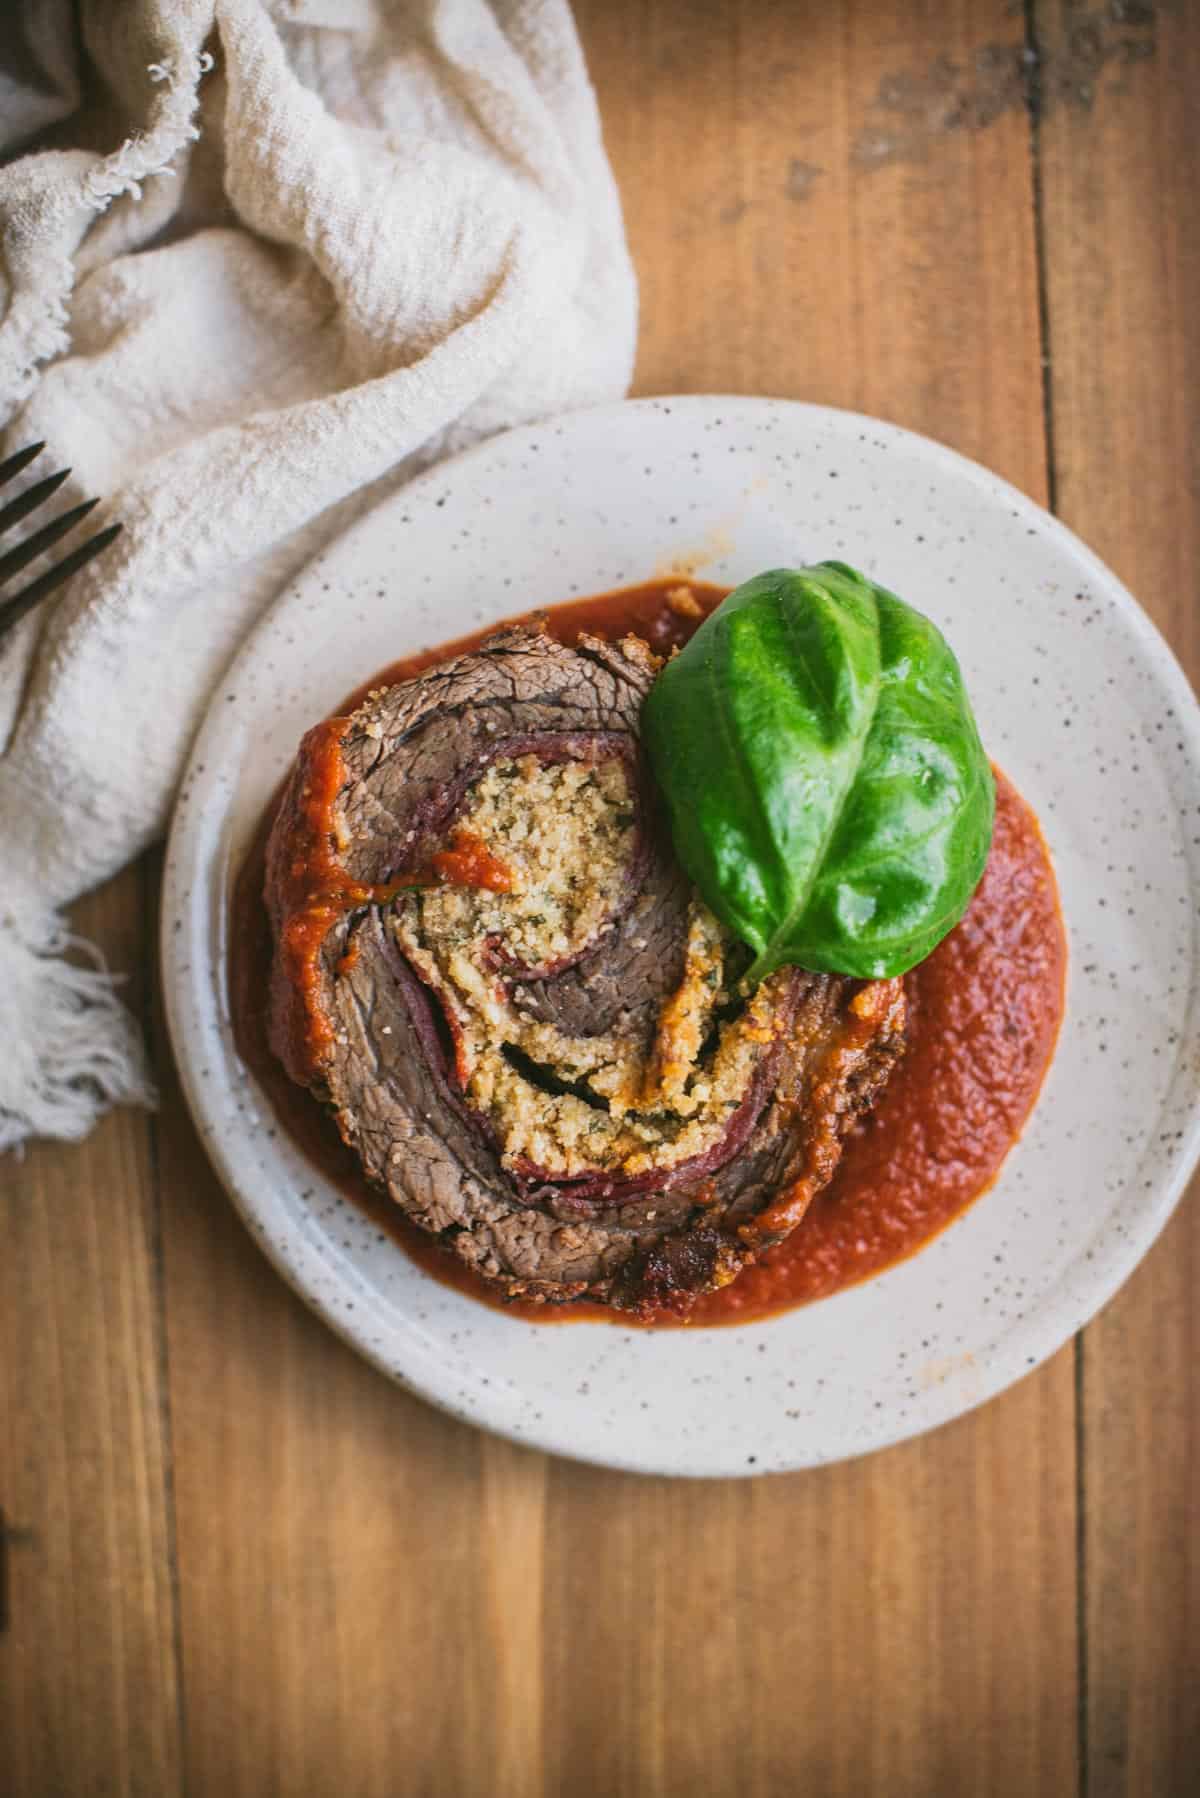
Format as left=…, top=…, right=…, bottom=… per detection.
left=0, top=442, right=46, bottom=489
left=0, top=498, right=101, bottom=589
left=0, top=523, right=122, bottom=648
left=0, top=468, right=71, bottom=540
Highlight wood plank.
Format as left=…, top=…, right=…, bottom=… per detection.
left=617, top=0, right=1045, bottom=489
left=544, top=1372, right=1077, bottom=1798
left=1034, top=3, right=1200, bottom=1792
left=542, top=5, right=1075, bottom=1794
left=0, top=867, right=182, bottom=1798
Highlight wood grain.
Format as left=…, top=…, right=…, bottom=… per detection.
left=0, top=0, right=1195, bottom=1792
left=0, top=868, right=182, bottom=1798
left=1034, top=2, right=1200, bottom=1791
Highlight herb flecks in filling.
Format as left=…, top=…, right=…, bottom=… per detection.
left=415, top=754, right=633, bottom=967
left=386, top=750, right=791, bottom=1181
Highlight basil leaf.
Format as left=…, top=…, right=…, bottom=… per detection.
left=642, top=563, right=995, bottom=981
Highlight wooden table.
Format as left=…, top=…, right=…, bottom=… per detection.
left=2, top=4, right=1197, bottom=1793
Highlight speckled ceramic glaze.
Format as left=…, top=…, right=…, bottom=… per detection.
left=162, top=397, right=1200, bottom=1477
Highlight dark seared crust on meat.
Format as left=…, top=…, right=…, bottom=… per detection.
left=336, top=628, right=657, bottom=888
left=324, top=911, right=904, bottom=1309
left=612, top=975, right=907, bottom=1310
left=265, top=626, right=908, bottom=1315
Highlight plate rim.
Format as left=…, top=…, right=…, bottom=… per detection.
left=161, top=392, right=1200, bottom=1477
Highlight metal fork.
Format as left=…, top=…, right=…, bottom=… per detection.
left=0, top=442, right=122, bottom=648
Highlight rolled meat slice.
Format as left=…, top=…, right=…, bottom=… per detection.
left=265, top=626, right=907, bottom=1314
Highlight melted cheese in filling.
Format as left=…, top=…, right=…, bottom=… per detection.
left=391, top=752, right=787, bottom=1179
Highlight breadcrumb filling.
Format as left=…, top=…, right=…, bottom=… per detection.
left=417, top=754, right=634, bottom=966
left=391, top=751, right=786, bottom=1179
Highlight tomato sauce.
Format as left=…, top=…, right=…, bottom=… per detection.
left=429, top=832, right=515, bottom=893
left=229, top=578, right=1066, bottom=1328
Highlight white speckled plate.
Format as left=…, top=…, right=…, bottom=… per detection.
left=162, top=397, right=1200, bottom=1477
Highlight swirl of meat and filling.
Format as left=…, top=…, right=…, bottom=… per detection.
left=265, top=627, right=907, bottom=1313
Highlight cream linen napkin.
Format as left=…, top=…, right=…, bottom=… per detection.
left=0, top=0, right=636, bottom=1148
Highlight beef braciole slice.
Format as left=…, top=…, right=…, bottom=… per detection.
left=264, top=625, right=907, bottom=1314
